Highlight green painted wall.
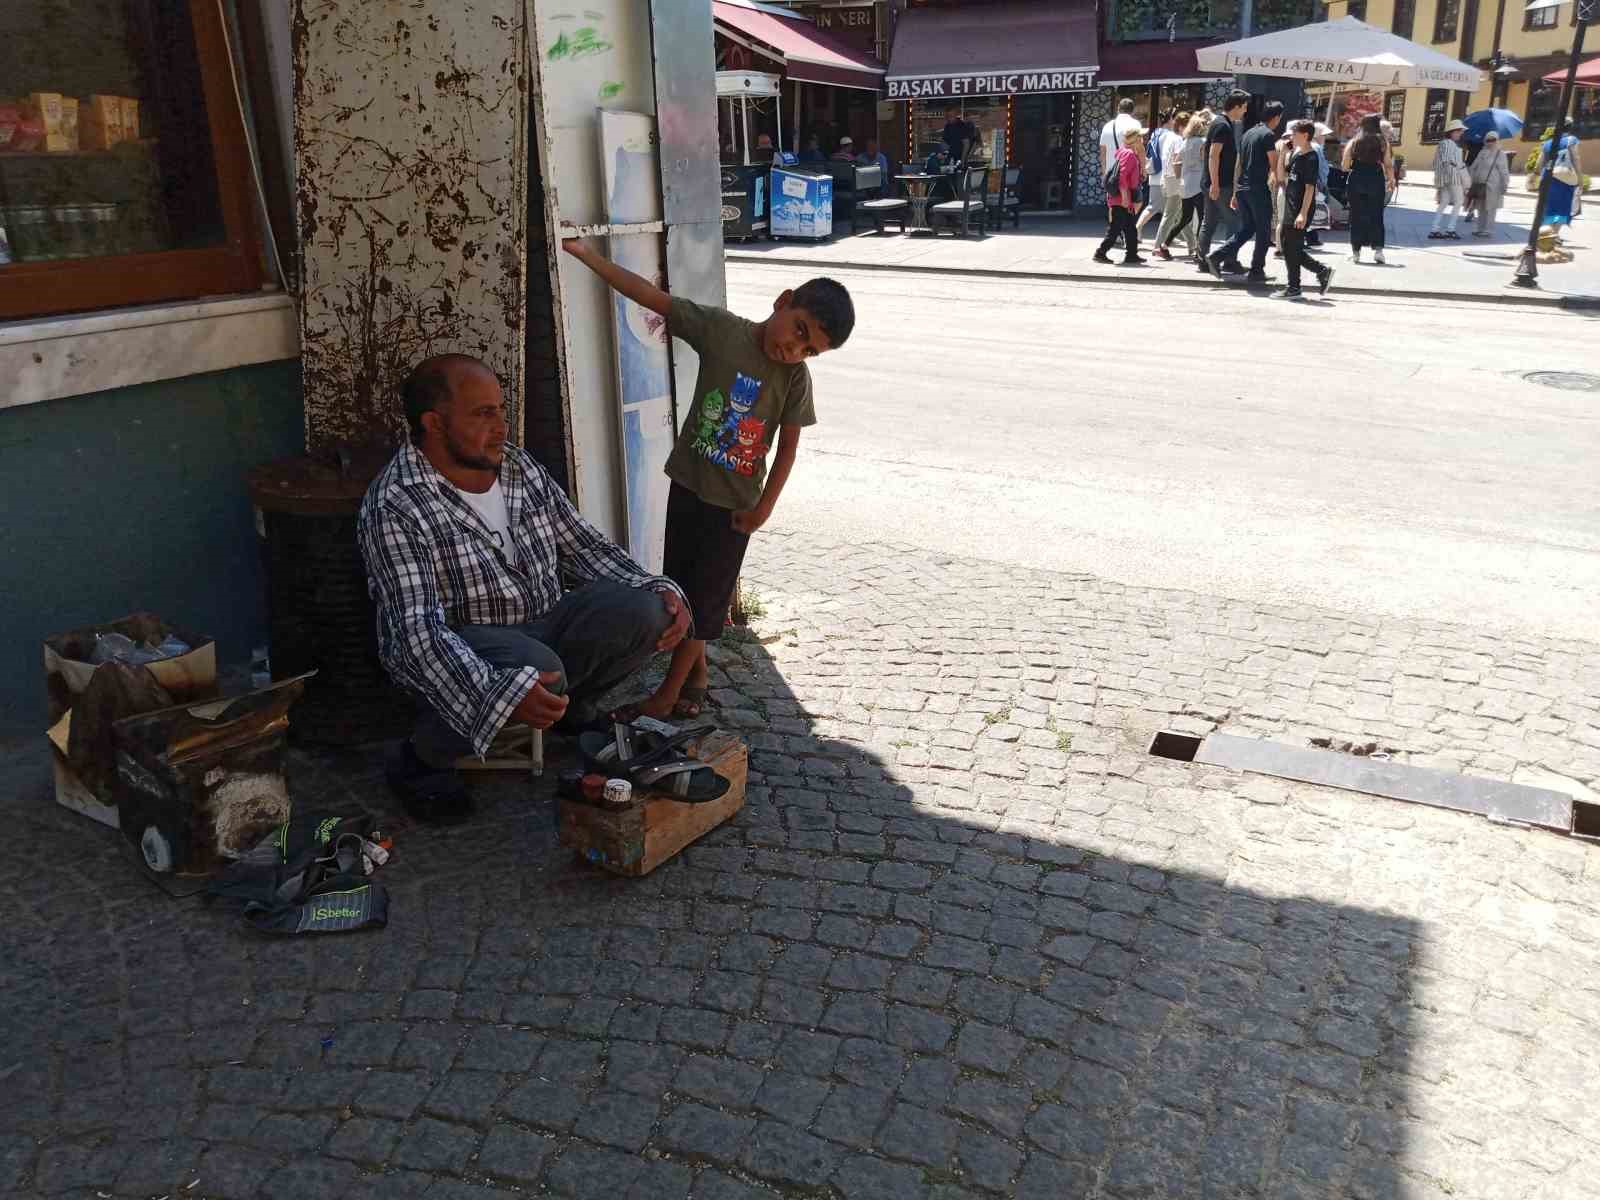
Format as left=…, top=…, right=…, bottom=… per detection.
left=0, top=360, right=304, bottom=735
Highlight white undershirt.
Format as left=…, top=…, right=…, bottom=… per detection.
left=453, top=478, right=512, bottom=551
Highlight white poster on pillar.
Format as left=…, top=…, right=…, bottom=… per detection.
left=600, top=110, right=672, bottom=573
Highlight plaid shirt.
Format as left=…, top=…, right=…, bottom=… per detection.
left=358, top=444, right=682, bottom=756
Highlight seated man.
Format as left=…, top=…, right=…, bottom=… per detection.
left=358, top=354, right=691, bottom=823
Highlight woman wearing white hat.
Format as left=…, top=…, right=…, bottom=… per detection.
left=1468, top=131, right=1511, bottom=238
left=1430, top=119, right=1470, bottom=240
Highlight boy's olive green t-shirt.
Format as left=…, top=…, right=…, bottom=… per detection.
left=664, top=298, right=816, bottom=512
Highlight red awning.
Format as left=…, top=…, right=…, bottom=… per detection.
left=713, top=0, right=885, bottom=92
left=885, top=0, right=1098, bottom=99
left=1097, top=41, right=1230, bottom=85
left=1543, top=56, right=1600, bottom=88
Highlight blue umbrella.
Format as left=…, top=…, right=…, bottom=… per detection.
left=1461, top=108, right=1524, bottom=143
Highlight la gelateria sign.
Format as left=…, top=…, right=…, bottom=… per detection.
left=887, top=67, right=1099, bottom=99
left=1217, top=52, right=1477, bottom=90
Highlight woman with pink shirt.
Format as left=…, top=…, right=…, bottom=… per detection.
left=1094, top=126, right=1147, bottom=266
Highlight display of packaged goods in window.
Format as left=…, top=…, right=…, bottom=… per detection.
left=0, top=93, right=141, bottom=153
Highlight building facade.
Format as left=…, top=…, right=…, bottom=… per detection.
left=1319, top=0, right=1598, bottom=173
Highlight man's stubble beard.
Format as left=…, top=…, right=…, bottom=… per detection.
left=445, top=430, right=503, bottom=474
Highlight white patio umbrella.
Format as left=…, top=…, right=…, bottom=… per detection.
left=1196, top=16, right=1482, bottom=91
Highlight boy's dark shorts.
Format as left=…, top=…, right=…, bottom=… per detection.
left=663, top=481, right=750, bottom=642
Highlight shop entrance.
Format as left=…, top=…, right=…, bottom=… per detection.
left=906, top=93, right=1082, bottom=210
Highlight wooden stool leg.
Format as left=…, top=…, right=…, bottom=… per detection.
left=530, top=726, right=544, bottom=778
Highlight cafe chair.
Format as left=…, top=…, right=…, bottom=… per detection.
left=985, top=167, right=1022, bottom=231
left=929, top=166, right=990, bottom=238
left=853, top=165, right=909, bottom=235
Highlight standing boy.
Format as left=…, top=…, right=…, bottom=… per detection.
left=1273, top=120, right=1335, bottom=301
left=562, top=238, right=854, bottom=719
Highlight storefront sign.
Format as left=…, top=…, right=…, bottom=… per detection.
left=1219, top=52, right=1477, bottom=90
left=796, top=4, right=877, bottom=54
left=887, top=68, right=1098, bottom=99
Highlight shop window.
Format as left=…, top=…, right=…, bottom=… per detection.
left=1524, top=2, right=1557, bottom=28
left=1392, top=0, right=1416, bottom=37
left=1525, top=83, right=1600, bottom=140
left=1432, top=0, right=1460, bottom=41
left=1346, top=0, right=1368, bottom=18
left=910, top=97, right=1007, bottom=166
left=0, top=0, right=263, bottom=321
left=1420, top=89, right=1449, bottom=141
left=1384, top=91, right=1405, bottom=139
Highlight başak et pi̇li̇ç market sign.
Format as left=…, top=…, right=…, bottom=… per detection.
left=887, top=67, right=1099, bottom=99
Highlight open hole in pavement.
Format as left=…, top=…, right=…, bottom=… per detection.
left=1574, top=801, right=1600, bottom=841
left=1147, top=731, right=1200, bottom=762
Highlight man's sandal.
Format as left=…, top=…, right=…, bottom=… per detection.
left=577, top=722, right=730, bottom=802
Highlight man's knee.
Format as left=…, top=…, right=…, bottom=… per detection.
left=457, top=624, right=567, bottom=690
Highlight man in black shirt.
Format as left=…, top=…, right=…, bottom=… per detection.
left=942, top=106, right=977, bottom=165
left=1208, top=99, right=1284, bottom=282
left=1197, top=89, right=1249, bottom=273
left=1274, top=119, right=1334, bottom=300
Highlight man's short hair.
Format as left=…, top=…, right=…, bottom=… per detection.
left=1262, top=100, right=1285, bottom=123
left=791, top=278, right=855, bottom=349
left=1289, top=119, right=1315, bottom=137
left=402, top=354, right=489, bottom=443
left=1225, top=89, right=1252, bottom=112
left=1117, top=97, right=1135, bottom=114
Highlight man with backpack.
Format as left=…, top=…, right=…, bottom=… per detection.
left=1094, top=125, right=1147, bottom=266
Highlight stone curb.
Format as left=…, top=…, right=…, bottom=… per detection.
left=726, top=251, right=1600, bottom=310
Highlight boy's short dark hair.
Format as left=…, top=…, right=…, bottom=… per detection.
left=1224, top=89, right=1251, bottom=112
left=791, top=278, right=855, bottom=349
left=1262, top=100, right=1285, bottom=123
left=1289, top=119, right=1315, bottom=137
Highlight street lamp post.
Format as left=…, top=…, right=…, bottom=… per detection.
left=1512, top=0, right=1594, bottom=287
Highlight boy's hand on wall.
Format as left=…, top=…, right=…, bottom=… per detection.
left=561, top=237, right=591, bottom=260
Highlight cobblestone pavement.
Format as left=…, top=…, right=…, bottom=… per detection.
left=4, top=530, right=1600, bottom=1200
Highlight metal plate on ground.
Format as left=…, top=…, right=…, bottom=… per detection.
left=1522, top=370, right=1600, bottom=392
left=1195, top=733, right=1574, bottom=833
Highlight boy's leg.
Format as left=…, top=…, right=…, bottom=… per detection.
left=625, top=482, right=749, bottom=718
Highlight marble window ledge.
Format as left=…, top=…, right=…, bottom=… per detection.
left=1, top=292, right=300, bottom=411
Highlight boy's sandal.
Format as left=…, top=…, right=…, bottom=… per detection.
left=577, top=722, right=731, bottom=803
left=672, top=685, right=710, bottom=719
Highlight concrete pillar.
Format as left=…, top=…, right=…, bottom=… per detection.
left=293, top=0, right=530, bottom=455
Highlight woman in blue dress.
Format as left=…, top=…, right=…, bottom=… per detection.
left=1537, top=131, right=1583, bottom=226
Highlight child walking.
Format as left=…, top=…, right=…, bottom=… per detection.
left=562, top=238, right=854, bottom=719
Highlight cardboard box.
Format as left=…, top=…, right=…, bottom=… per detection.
left=43, top=613, right=217, bottom=827
left=119, top=96, right=139, bottom=141
left=82, top=94, right=122, bottom=149
left=26, top=92, right=63, bottom=135
left=114, top=676, right=309, bottom=875
left=558, top=732, right=748, bottom=876
left=59, top=97, right=79, bottom=152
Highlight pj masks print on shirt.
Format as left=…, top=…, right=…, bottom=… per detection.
left=698, top=370, right=770, bottom=477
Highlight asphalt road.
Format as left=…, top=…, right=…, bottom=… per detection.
left=726, top=261, right=1600, bottom=641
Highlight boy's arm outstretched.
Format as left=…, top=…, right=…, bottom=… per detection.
left=562, top=237, right=671, bottom=316
left=732, top=423, right=801, bottom=533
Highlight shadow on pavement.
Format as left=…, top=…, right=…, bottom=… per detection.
left=0, top=623, right=1420, bottom=1199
